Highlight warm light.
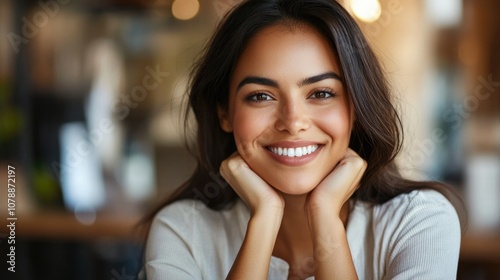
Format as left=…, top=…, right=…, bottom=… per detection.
left=172, top=0, right=200, bottom=21
left=349, top=0, right=382, bottom=23
left=424, top=0, right=462, bottom=27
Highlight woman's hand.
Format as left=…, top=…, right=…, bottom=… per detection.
left=220, top=152, right=285, bottom=216
left=305, top=148, right=366, bottom=280
left=306, top=148, right=367, bottom=215
left=221, top=152, right=284, bottom=280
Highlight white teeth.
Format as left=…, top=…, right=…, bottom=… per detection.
left=296, top=148, right=303, bottom=157
left=268, top=145, right=319, bottom=158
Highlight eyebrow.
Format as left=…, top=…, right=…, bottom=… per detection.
left=298, top=72, right=342, bottom=87
left=236, top=72, right=342, bottom=91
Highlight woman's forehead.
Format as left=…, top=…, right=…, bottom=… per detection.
left=230, top=24, right=342, bottom=89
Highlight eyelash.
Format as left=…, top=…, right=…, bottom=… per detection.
left=245, top=92, right=273, bottom=102
left=244, top=89, right=337, bottom=103
left=308, top=89, right=337, bottom=100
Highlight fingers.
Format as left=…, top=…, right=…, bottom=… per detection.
left=220, top=153, right=266, bottom=190
left=341, top=148, right=367, bottom=194
left=220, top=152, right=245, bottom=186
left=220, top=152, right=284, bottom=213
left=220, top=153, right=253, bottom=201
left=309, top=148, right=367, bottom=210
left=323, top=149, right=366, bottom=189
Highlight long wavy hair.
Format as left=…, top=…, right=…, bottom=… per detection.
left=144, top=0, right=465, bottom=228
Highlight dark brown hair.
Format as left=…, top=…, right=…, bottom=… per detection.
left=144, top=0, right=465, bottom=229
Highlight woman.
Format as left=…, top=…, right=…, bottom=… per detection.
left=144, top=0, right=464, bottom=279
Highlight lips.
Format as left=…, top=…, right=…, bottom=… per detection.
left=264, top=141, right=323, bottom=166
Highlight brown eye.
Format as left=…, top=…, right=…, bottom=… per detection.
left=246, top=93, right=273, bottom=102
left=309, top=90, right=335, bottom=99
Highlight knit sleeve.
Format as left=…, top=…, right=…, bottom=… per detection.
left=384, top=191, right=461, bottom=280
left=144, top=200, right=203, bottom=280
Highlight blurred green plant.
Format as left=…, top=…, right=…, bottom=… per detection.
left=0, top=79, right=23, bottom=158
left=33, top=163, right=63, bottom=208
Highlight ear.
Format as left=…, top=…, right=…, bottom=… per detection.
left=217, top=105, right=233, bottom=133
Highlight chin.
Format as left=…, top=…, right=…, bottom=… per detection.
left=267, top=175, right=322, bottom=196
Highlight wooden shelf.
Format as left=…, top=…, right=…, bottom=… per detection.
left=461, top=233, right=500, bottom=262
left=3, top=211, right=500, bottom=264
left=0, top=211, right=146, bottom=242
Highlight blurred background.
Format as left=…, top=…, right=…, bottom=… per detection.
left=0, top=0, right=499, bottom=279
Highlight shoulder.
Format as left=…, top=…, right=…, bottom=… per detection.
left=145, top=199, right=249, bottom=279
left=369, top=189, right=461, bottom=252
left=352, top=189, right=460, bottom=231
left=351, top=188, right=461, bottom=232
left=148, top=198, right=249, bottom=250
left=374, top=189, right=458, bottom=219
left=151, top=198, right=249, bottom=236
left=368, top=189, right=460, bottom=231
left=350, top=189, right=461, bottom=250
left=153, top=199, right=217, bottom=227
left=351, top=190, right=461, bottom=278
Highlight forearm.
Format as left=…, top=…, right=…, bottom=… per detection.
left=226, top=209, right=283, bottom=280
left=309, top=209, right=358, bottom=280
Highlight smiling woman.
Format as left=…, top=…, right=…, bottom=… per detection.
left=142, top=0, right=465, bottom=279
left=218, top=24, right=352, bottom=196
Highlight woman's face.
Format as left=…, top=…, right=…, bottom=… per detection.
left=219, top=24, right=353, bottom=195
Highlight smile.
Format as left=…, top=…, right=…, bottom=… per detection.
left=266, top=145, right=319, bottom=157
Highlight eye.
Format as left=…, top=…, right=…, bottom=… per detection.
left=308, top=90, right=336, bottom=99
left=245, top=92, right=274, bottom=102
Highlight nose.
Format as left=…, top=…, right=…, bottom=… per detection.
left=274, top=98, right=311, bottom=135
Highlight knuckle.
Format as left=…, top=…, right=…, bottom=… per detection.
left=220, top=165, right=227, bottom=177
left=349, top=157, right=367, bottom=171
left=226, top=157, right=246, bottom=172
left=220, top=160, right=229, bottom=172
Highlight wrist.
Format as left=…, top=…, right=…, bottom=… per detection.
left=252, top=206, right=284, bottom=225
left=306, top=202, right=341, bottom=219
left=247, top=209, right=283, bottom=244
left=307, top=203, right=349, bottom=235
left=251, top=198, right=285, bottom=217
left=310, top=216, right=347, bottom=261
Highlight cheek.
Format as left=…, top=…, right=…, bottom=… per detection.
left=317, top=106, right=352, bottom=144
left=231, top=106, right=272, bottom=156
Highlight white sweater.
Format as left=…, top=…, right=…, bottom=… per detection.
left=145, top=190, right=461, bottom=280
